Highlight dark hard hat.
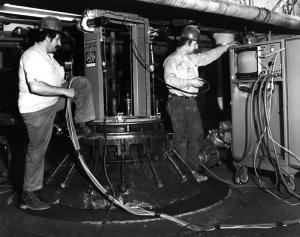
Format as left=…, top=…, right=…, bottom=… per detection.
left=39, top=16, right=63, bottom=33
left=180, top=25, right=201, bottom=41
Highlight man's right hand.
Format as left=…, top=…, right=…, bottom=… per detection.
left=29, top=80, right=76, bottom=98
left=64, top=88, right=75, bottom=98
left=225, top=41, right=240, bottom=49
left=190, top=77, right=205, bottom=88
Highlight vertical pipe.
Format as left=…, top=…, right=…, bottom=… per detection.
left=0, top=52, right=3, bottom=70
left=110, top=31, right=118, bottom=116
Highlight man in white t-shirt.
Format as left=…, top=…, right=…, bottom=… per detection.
left=18, top=16, right=96, bottom=210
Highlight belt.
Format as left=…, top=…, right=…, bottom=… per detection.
left=169, top=94, right=196, bottom=99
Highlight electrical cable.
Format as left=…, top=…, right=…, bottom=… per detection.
left=239, top=73, right=265, bottom=172
left=122, top=21, right=205, bottom=105
left=68, top=78, right=115, bottom=234
left=242, top=73, right=265, bottom=158
left=262, top=54, right=299, bottom=197
left=264, top=86, right=296, bottom=198
left=253, top=74, right=279, bottom=189
left=263, top=61, right=300, bottom=164
left=244, top=50, right=276, bottom=190
left=128, top=26, right=209, bottom=95
left=132, top=44, right=209, bottom=95
left=235, top=46, right=300, bottom=204
left=252, top=54, right=283, bottom=189
left=196, top=163, right=300, bottom=231
left=288, top=0, right=299, bottom=14
left=99, top=115, right=116, bottom=235
left=67, top=20, right=300, bottom=232
left=65, top=78, right=300, bottom=233
left=101, top=10, right=150, bottom=29
left=263, top=84, right=300, bottom=200
left=198, top=162, right=257, bottom=188
left=149, top=39, right=157, bottom=114
left=66, top=80, right=208, bottom=232
left=257, top=74, right=270, bottom=155
left=173, top=224, right=194, bottom=237
left=264, top=187, right=300, bottom=206
left=249, top=48, right=300, bottom=201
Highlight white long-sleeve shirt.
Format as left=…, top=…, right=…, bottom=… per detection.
left=163, top=45, right=228, bottom=97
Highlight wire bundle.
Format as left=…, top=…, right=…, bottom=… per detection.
left=242, top=47, right=300, bottom=203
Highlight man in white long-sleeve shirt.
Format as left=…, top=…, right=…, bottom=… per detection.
left=163, top=25, right=234, bottom=172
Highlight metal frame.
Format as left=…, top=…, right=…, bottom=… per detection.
left=84, top=10, right=150, bottom=121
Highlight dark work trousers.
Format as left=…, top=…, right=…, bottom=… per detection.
left=21, top=76, right=95, bottom=192
left=167, top=96, right=204, bottom=170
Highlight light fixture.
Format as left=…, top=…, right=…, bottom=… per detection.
left=0, top=4, right=81, bottom=22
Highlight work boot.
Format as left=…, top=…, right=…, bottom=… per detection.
left=75, top=122, right=92, bottom=137
left=193, top=172, right=208, bottom=183
left=38, top=189, right=59, bottom=205
left=75, top=122, right=99, bottom=138
left=20, top=191, right=50, bottom=211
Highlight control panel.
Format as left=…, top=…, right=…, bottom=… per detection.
left=257, top=42, right=283, bottom=78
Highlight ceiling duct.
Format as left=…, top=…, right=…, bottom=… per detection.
left=134, top=0, right=300, bottom=31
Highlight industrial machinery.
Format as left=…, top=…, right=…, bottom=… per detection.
left=0, top=5, right=228, bottom=213
left=36, top=10, right=221, bottom=210
left=230, top=37, right=300, bottom=184
left=80, top=9, right=153, bottom=119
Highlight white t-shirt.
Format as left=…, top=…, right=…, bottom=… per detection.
left=18, top=43, right=65, bottom=113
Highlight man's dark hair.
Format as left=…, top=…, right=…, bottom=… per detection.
left=37, top=29, right=59, bottom=42
left=177, top=37, right=194, bottom=48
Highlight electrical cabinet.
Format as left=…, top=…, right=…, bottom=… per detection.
left=230, top=37, right=300, bottom=180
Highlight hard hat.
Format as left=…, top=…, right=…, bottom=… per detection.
left=39, top=16, right=63, bottom=34
left=180, top=25, right=201, bottom=41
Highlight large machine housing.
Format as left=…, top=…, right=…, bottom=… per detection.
left=83, top=10, right=151, bottom=121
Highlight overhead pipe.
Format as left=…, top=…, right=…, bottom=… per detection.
left=0, top=15, right=39, bottom=25
left=134, top=0, right=300, bottom=31
left=0, top=15, right=76, bottom=28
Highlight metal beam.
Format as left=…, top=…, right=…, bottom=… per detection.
left=134, top=0, right=300, bottom=30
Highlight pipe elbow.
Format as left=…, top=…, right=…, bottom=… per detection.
left=77, top=10, right=95, bottom=33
